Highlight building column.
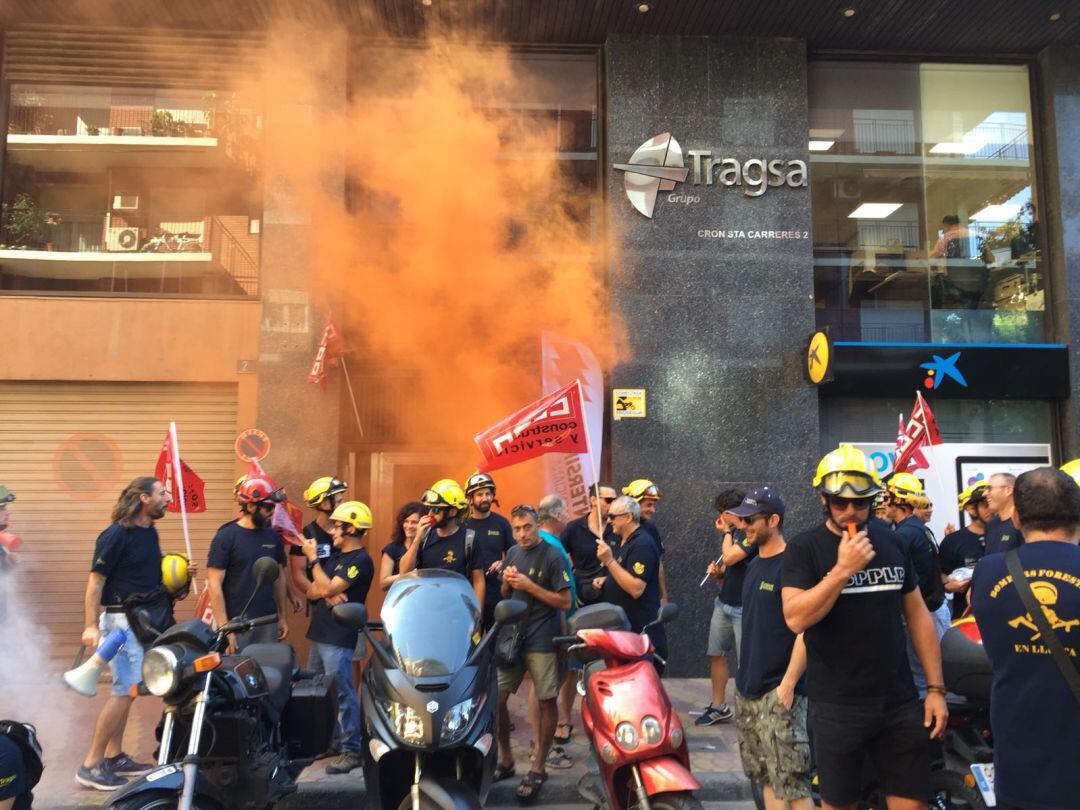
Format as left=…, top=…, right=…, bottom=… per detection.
left=605, top=35, right=819, bottom=676
left=1037, top=45, right=1080, bottom=459
left=256, top=27, right=347, bottom=493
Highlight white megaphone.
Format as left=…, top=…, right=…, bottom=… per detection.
left=63, top=628, right=127, bottom=697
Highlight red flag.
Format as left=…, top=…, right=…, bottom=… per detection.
left=193, top=587, right=216, bottom=627
left=474, top=380, right=589, bottom=473
left=154, top=431, right=206, bottom=513
left=307, top=312, right=342, bottom=391
left=893, top=392, right=943, bottom=474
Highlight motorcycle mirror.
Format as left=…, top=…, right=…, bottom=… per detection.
left=657, top=603, right=679, bottom=624
left=252, top=556, right=280, bottom=586
left=494, top=598, right=528, bottom=625
left=332, top=602, right=368, bottom=630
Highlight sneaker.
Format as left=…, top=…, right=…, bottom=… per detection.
left=75, top=762, right=128, bottom=791
left=694, top=703, right=733, bottom=726
left=326, top=750, right=364, bottom=775
left=104, top=752, right=153, bottom=777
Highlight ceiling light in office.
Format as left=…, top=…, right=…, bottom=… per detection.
left=808, top=140, right=835, bottom=151
left=970, top=204, right=1022, bottom=222
left=842, top=7, right=856, bottom=17
left=849, top=203, right=903, bottom=219
left=637, top=2, right=651, bottom=12
left=1050, top=12, right=1062, bottom=22
left=421, top=0, right=432, bottom=5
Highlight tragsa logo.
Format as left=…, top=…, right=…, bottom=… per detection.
left=920, top=352, right=967, bottom=390
left=612, top=133, right=690, bottom=219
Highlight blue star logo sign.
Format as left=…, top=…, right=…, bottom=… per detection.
left=920, top=352, right=967, bottom=389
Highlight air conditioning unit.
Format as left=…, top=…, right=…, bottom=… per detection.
left=113, top=195, right=140, bottom=211
left=105, top=227, right=140, bottom=252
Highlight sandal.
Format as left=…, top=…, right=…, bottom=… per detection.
left=516, top=770, right=546, bottom=803
left=553, top=723, right=573, bottom=744
left=493, top=763, right=517, bottom=782
left=545, top=745, right=573, bottom=769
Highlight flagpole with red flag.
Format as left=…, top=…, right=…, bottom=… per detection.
left=577, top=378, right=605, bottom=554
left=167, top=421, right=197, bottom=592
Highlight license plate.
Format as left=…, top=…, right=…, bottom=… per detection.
left=970, top=763, right=996, bottom=807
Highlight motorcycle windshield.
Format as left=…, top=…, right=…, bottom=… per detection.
left=381, top=570, right=482, bottom=677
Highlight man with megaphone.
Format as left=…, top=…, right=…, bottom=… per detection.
left=74, top=476, right=182, bottom=793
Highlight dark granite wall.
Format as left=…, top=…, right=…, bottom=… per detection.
left=605, top=35, right=819, bottom=677
left=1037, top=45, right=1080, bottom=458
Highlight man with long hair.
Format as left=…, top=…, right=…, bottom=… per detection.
left=76, top=476, right=171, bottom=791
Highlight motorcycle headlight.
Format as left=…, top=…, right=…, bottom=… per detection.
left=142, top=647, right=180, bottom=697
left=641, top=716, right=663, bottom=745
left=379, top=700, right=426, bottom=745
left=441, top=696, right=481, bottom=744
left=615, top=721, right=639, bottom=751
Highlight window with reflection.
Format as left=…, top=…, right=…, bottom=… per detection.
left=809, top=62, right=1044, bottom=344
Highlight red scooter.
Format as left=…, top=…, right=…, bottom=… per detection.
left=555, top=603, right=702, bottom=810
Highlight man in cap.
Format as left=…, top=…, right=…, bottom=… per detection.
left=938, top=485, right=991, bottom=618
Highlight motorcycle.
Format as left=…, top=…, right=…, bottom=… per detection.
left=939, top=616, right=994, bottom=809
left=553, top=601, right=703, bottom=810
left=332, top=569, right=526, bottom=810
left=107, top=557, right=337, bottom=810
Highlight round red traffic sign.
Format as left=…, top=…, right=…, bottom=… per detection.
left=235, top=429, right=271, bottom=462
left=54, top=432, right=124, bottom=499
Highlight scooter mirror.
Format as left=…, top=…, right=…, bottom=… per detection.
left=657, top=602, right=680, bottom=624
left=494, top=598, right=528, bottom=625
left=252, top=556, right=280, bottom=587
left=332, top=602, right=369, bottom=630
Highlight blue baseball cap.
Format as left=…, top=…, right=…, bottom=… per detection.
left=727, top=487, right=786, bottom=518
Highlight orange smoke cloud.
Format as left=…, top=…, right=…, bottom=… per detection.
left=258, top=29, right=624, bottom=502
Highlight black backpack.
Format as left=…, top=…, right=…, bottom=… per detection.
left=0, top=719, right=43, bottom=789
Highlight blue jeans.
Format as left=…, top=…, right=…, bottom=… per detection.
left=905, top=601, right=951, bottom=693
left=100, top=612, right=144, bottom=696
left=708, top=598, right=743, bottom=659
left=307, top=642, right=362, bottom=752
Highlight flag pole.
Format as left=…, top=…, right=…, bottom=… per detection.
left=339, top=356, right=365, bottom=438
left=576, top=379, right=605, bottom=545
left=168, top=421, right=197, bottom=594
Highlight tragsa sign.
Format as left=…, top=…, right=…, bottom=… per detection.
left=612, top=132, right=807, bottom=218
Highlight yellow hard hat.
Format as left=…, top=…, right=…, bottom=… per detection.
left=161, top=553, right=191, bottom=598
left=1060, top=459, right=1080, bottom=487
left=886, top=471, right=925, bottom=506
left=813, top=445, right=883, bottom=497
left=421, top=478, right=469, bottom=512
left=304, top=476, right=348, bottom=506
left=623, top=479, right=662, bottom=501
left=330, top=500, right=373, bottom=531
left=957, top=484, right=987, bottom=510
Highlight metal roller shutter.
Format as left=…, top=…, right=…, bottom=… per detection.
left=0, top=381, right=238, bottom=665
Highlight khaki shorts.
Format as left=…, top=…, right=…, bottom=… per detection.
left=735, top=689, right=812, bottom=801
left=497, top=651, right=561, bottom=700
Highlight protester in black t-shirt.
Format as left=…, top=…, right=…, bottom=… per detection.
left=380, top=501, right=423, bottom=591
left=939, top=484, right=991, bottom=618
left=559, top=482, right=618, bottom=604
left=207, top=476, right=288, bottom=652
left=399, top=478, right=485, bottom=602
left=622, top=479, right=668, bottom=602
left=0, top=732, right=32, bottom=810
left=288, top=476, right=349, bottom=610
left=464, top=473, right=515, bottom=630
left=970, top=467, right=1080, bottom=810
left=729, top=488, right=811, bottom=810
left=494, top=504, right=572, bottom=801
left=77, top=476, right=173, bottom=792
left=594, top=496, right=666, bottom=670
left=697, top=488, right=747, bottom=726
left=781, top=446, right=947, bottom=809
left=300, top=500, right=375, bottom=776
left=983, top=472, right=1025, bottom=555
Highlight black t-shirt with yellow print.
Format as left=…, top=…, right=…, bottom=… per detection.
left=601, top=527, right=663, bottom=645
left=415, top=525, right=482, bottom=579
left=970, top=541, right=1080, bottom=810
left=306, top=546, right=374, bottom=649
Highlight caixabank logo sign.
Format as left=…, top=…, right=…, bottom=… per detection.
left=613, top=132, right=808, bottom=218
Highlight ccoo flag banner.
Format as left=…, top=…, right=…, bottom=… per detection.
left=893, top=391, right=943, bottom=475
left=474, top=380, right=589, bottom=473
left=541, top=333, right=603, bottom=517
left=154, top=429, right=206, bottom=514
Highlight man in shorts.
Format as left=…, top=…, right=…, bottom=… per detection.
left=729, top=488, right=812, bottom=810
left=494, top=504, right=572, bottom=802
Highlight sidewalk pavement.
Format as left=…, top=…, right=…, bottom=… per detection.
left=25, top=677, right=749, bottom=809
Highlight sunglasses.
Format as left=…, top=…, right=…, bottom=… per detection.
left=827, top=495, right=874, bottom=509
left=600, top=496, right=616, bottom=504
left=425, top=505, right=447, bottom=514
left=607, top=511, right=630, bottom=520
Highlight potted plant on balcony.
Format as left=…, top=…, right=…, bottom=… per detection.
left=0, top=193, right=61, bottom=250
